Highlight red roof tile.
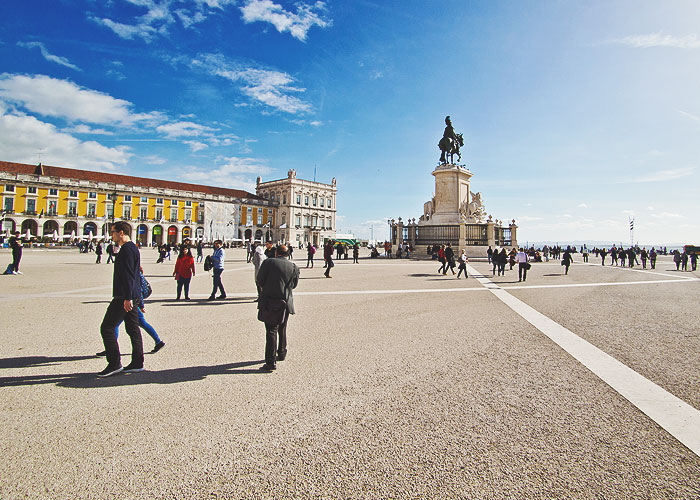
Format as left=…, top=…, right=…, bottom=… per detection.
left=0, top=161, right=263, bottom=201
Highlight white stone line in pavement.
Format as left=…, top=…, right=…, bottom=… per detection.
left=581, top=262, right=695, bottom=280
left=5, top=275, right=699, bottom=301
left=466, top=264, right=700, bottom=457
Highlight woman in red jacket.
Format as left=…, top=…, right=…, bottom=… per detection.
left=173, top=246, right=195, bottom=300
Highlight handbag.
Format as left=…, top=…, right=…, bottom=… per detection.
left=140, top=273, right=152, bottom=299
left=525, top=262, right=532, bottom=270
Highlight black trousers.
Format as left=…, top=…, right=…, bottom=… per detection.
left=306, top=256, right=314, bottom=268
left=324, top=259, right=333, bottom=276
left=265, top=316, right=288, bottom=365
left=11, top=250, right=21, bottom=272
left=100, top=298, right=143, bottom=367
left=518, top=263, right=528, bottom=281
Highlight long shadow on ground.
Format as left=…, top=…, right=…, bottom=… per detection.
left=0, top=360, right=265, bottom=388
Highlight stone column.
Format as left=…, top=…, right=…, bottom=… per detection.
left=487, top=219, right=496, bottom=247
left=509, top=219, right=518, bottom=249
left=396, top=218, right=404, bottom=245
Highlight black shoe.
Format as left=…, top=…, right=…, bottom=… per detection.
left=185, top=297, right=191, bottom=300
left=96, top=350, right=107, bottom=357
left=97, top=364, right=123, bottom=377
left=276, top=351, right=287, bottom=361
left=123, top=363, right=144, bottom=373
left=151, top=341, right=165, bottom=353
left=207, top=295, right=216, bottom=301
left=216, top=294, right=227, bottom=300
left=259, top=363, right=276, bottom=372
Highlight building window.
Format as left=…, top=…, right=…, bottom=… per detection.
left=69, top=190, right=78, bottom=198
left=47, top=200, right=57, bottom=215
left=296, top=194, right=301, bottom=205
left=27, top=186, right=37, bottom=194
left=49, top=188, right=58, bottom=196
left=124, top=195, right=132, bottom=202
left=283, top=194, right=287, bottom=204
left=4, top=185, right=14, bottom=192
left=68, top=201, right=77, bottom=216
left=3, top=197, right=13, bottom=213
left=184, top=209, right=191, bottom=222
left=156, top=198, right=163, bottom=205
left=327, top=218, right=332, bottom=229
left=87, top=203, right=96, bottom=217
left=327, top=198, right=332, bottom=208
left=88, top=192, right=97, bottom=199
left=140, top=207, right=148, bottom=220
left=155, top=208, right=163, bottom=221
left=246, top=209, right=252, bottom=226
left=295, top=216, right=301, bottom=227
left=26, top=198, right=36, bottom=214
left=257, top=212, right=263, bottom=225
left=304, top=196, right=309, bottom=206
left=170, top=208, right=178, bottom=222
left=304, top=215, right=309, bottom=227
left=312, top=195, right=317, bottom=206
left=320, top=198, right=324, bottom=207
left=171, top=200, right=178, bottom=205
left=185, top=200, right=192, bottom=207
left=198, top=210, right=204, bottom=223
left=141, top=196, right=148, bottom=203
left=106, top=205, right=114, bottom=219
left=123, top=206, right=131, bottom=219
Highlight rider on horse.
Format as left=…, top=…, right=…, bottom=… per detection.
left=439, top=115, right=461, bottom=164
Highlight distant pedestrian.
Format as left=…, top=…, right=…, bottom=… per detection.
left=306, top=243, right=315, bottom=268
left=324, top=240, right=334, bottom=278
left=208, top=240, right=226, bottom=300
left=196, top=241, right=203, bottom=263
left=457, top=249, right=468, bottom=279
left=252, top=245, right=266, bottom=299
left=173, top=246, right=195, bottom=300
left=437, top=245, right=447, bottom=275
left=264, top=240, right=276, bottom=259
left=9, top=231, right=22, bottom=274
left=650, top=248, right=657, bottom=269
left=97, top=221, right=144, bottom=377
left=673, top=250, right=681, bottom=271
left=681, top=251, right=689, bottom=271
left=256, top=245, right=299, bottom=372
left=491, top=247, right=498, bottom=275
left=95, top=242, right=103, bottom=264
left=599, top=247, right=607, bottom=266
left=516, top=248, right=529, bottom=282
left=353, top=243, right=360, bottom=264
left=640, top=248, right=648, bottom=269
left=691, top=252, right=697, bottom=272
left=610, top=247, right=618, bottom=266
left=106, top=242, right=115, bottom=264
left=562, top=248, right=573, bottom=275
left=487, top=246, right=493, bottom=264
left=498, top=248, right=507, bottom=276
left=444, top=243, right=456, bottom=275
left=619, top=248, right=627, bottom=267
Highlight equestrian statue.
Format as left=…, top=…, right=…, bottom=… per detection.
left=438, top=115, right=463, bottom=165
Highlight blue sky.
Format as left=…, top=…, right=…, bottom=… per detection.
left=1, top=0, right=699, bottom=245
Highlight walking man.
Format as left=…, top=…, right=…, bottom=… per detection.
left=324, top=240, right=334, bottom=278
left=257, top=245, right=299, bottom=372
left=97, top=221, right=144, bottom=377
left=9, top=231, right=22, bottom=274
left=306, top=243, right=315, bottom=268
left=517, top=247, right=529, bottom=282
left=208, top=239, right=226, bottom=300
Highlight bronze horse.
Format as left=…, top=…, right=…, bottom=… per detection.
left=438, top=133, right=463, bottom=164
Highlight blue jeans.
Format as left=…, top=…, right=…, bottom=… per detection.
left=115, top=308, right=161, bottom=344
left=211, top=268, right=225, bottom=296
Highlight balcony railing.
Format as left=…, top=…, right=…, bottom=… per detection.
left=47, top=211, right=58, bottom=216
left=169, top=217, right=178, bottom=223
left=25, top=210, right=37, bottom=215
left=3, top=209, right=14, bottom=215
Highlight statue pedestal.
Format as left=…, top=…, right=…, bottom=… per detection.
left=422, top=164, right=472, bottom=225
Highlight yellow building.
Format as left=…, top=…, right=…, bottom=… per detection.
left=0, top=161, right=276, bottom=246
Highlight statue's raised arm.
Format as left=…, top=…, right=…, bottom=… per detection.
left=438, top=115, right=464, bottom=165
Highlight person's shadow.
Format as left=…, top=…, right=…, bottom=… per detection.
left=0, top=357, right=266, bottom=388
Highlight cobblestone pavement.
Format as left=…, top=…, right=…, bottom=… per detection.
left=1, top=248, right=699, bottom=499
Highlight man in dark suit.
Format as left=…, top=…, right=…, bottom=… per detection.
left=256, top=244, right=300, bottom=372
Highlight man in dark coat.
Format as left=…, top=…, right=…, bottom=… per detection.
left=256, top=245, right=299, bottom=372
left=9, top=231, right=22, bottom=274
left=323, top=240, right=334, bottom=278
left=97, top=221, right=144, bottom=377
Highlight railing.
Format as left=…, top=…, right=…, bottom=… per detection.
left=47, top=211, right=58, bottom=216
left=169, top=217, right=178, bottom=223
left=2, top=209, right=14, bottom=214
left=415, top=225, right=460, bottom=246
left=464, top=224, right=488, bottom=246
left=25, top=210, right=37, bottom=215
left=495, top=227, right=512, bottom=247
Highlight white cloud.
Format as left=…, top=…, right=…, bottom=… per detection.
left=156, top=120, right=216, bottom=138
left=183, top=140, right=208, bottom=152
left=63, top=124, right=115, bottom=135
left=369, top=70, right=384, bottom=80
left=0, top=110, right=131, bottom=171
left=678, top=110, right=700, bottom=124
left=634, top=167, right=695, bottom=183
left=192, top=54, right=312, bottom=114
left=650, top=212, right=682, bottom=219
left=518, top=216, right=545, bottom=222
left=608, top=32, right=700, bottom=49
left=0, top=74, right=157, bottom=126
left=17, top=42, right=81, bottom=71
left=178, top=156, right=272, bottom=191
left=647, top=206, right=655, bottom=211
left=143, top=155, right=166, bottom=165
left=622, top=209, right=635, bottom=215
left=577, top=203, right=588, bottom=208
left=240, top=0, right=330, bottom=41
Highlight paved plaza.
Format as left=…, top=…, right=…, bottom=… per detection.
left=1, top=248, right=699, bottom=499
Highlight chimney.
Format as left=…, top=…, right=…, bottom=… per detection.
left=34, top=163, right=44, bottom=175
